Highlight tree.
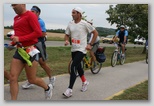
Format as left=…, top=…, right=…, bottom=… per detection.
left=106, top=4, right=148, bottom=53
left=81, top=11, right=93, bottom=23
left=106, top=4, right=148, bottom=40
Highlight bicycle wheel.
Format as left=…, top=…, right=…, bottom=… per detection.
left=111, top=51, right=118, bottom=67
left=146, top=51, right=148, bottom=64
left=90, top=61, right=102, bottom=74
left=119, top=53, right=125, bottom=65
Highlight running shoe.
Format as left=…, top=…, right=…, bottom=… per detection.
left=45, top=84, right=53, bottom=100
left=22, top=80, right=35, bottom=89
left=81, top=81, right=89, bottom=92
left=63, top=88, right=72, bottom=98
left=49, top=76, right=56, bottom=87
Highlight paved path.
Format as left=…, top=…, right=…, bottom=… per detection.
left=4, top=61, right=148, bottom=100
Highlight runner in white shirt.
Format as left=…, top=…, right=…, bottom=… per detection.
left=63, top=7, right=98, bottom=97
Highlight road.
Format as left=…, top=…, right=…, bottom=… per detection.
left=4, top=40, right=145, bottom=47
left=4, top=61, right=148, bottom=100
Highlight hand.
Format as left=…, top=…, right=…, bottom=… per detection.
left=11, top=36, right=19, bottom=43
left=86, top=44, right=92, bottom=50
left=64, top=40, right=69, bottom=46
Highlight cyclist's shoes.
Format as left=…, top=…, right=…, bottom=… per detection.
left=63, top=88, right=73, bottom=98
left=121, top=54, right=125, bottom=58
left=22, top=80, right=35, bottom=89
left=45, top=84, right=53, bottom=100
left=49, top=76, right=56, bottom=88
left=81, top=81, right=89, bottom=92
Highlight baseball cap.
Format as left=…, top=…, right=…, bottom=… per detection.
left=73, top=7, right=83, bottom=14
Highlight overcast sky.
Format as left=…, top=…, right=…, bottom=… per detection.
left=4, top=4, right=117, bottom=29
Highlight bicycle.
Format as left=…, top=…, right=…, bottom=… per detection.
left=68, top=47, right=106, bottom=75
left=146, top=46, right=148, bottom=64
left=111, top=42, right=126, bottom=67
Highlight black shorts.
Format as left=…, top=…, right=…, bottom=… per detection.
left=13, top=50, right=39, bottom=64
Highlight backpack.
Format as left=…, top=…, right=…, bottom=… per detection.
left=95, top=47, right=106, bottom=63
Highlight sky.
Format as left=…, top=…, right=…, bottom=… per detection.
left=3, top=4, right=117, bottom=30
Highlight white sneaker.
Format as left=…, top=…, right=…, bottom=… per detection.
left=121, top=54, right=125, bottom=58
left=49, top=76, right=56, bottom=87
left=22, top=80, right=35, bottom=89
left=45, top=84, right=53, bottom=100
left=63, top=88, right=72, bottom=98
left=81, top=81, right=89, bottom=92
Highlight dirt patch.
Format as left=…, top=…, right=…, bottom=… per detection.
left=4, top=29, right=12, bottom=36
left=4, top=29, right=65, bottom=38
left=46, top=32, right=65, bottom=38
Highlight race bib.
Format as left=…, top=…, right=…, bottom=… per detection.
left=26, top=46, right=40, bottom=57
left=72, top=38, right=81, bottom=48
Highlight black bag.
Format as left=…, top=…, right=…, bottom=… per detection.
left=95, top=47, right=106, bottom=63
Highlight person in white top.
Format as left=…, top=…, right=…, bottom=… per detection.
left=63, top=7, right=98, bottom=97
left=87, top=21, right=100, bottom=67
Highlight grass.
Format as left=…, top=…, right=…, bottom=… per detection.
left=110, top=80, right=148, bottom=100
left=4, top=46, right=146, bottom=84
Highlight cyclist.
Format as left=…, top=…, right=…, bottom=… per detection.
left=21, top=5, right=56, bottom=89
left=87, top=21, right=100, bottom=67
left=113, top=25, right=128, bottom=57
left=10, top=4, right=52, bottom=100
left=63, top=7, right=98, bottom=97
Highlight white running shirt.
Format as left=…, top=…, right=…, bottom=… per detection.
left=65, top=20, right=95, bottom=54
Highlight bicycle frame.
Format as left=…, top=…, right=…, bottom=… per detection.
left=83, top=54, right=92, bottom=68
left=68, top=50, right=103, bottom=75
